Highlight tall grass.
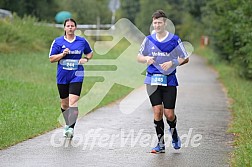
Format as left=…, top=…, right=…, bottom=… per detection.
left=195, top=45, right=252, bottom=167
left=0, top=14, right=62, bottom=53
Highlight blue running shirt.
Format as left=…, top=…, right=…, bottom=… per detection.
left=49, top=36, right=92, bottom=84
left=139, top=32, right=187, bottom=86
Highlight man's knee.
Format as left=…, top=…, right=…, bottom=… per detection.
left=165, top=109, right=175, bottom=121
left=166, top=114, right=175, bottom=121
left=153, top=105, right=163, bottom=118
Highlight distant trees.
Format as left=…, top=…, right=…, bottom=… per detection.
left=134, top=0, right=172, bottom=35
left=1, top=0, right=251, bottom=79
left=56, top=0, right=112, bottom=24
left=120, top=0, right=140, bottom=24
left=202, top=0, right=252, bottom=79
left=0, top=0, right=58, bottom=21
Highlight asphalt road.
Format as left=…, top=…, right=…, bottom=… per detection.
left=0, top=55, right=233, bottom=167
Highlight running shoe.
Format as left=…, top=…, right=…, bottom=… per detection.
left=169, top=128, right=181, bottom=150
left=172, top=137, right=181, bottom=150
left=151, top=144, right=165, bottom=153
left=65, top=127, right=74, bottom=139
left=63, top=125, right=69, bottom=137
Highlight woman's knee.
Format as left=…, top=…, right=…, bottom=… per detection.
left=69, top=95, right=79, bottom=107
left=61, top=98, right=69, bottom=109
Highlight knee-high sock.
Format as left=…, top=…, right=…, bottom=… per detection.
left=68, top=107, right=79, bottom=128
left=61, top=108, right=69, bottom=125
left=167, top=115, right=178, bottom=140
left=154, top=119, right=165, bottom=145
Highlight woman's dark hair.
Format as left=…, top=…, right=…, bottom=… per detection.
left=64, top=18, right=77, bottom=27
left=63, top=18, right=77, bottom=35
left=152, top=10, right=167, bottom=20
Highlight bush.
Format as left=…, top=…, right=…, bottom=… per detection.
left=202, top=0, right=252, bottom=80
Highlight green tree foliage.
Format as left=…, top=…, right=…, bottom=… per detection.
left=135, top=0, right=172, bottom=35
left=56, top=0, right=111, bottom=24
left=0, top=0, right=58, bottom=21
left=2, top=0, right=251, bottom=79
left=164, top=0, right=202, bottom=40
left=234, top=1, right=252, bottom=79
left=176, top=12, right=203, bottom=42
left=202, top=0, right=252, bottom=79
left=182, top=0, right=207, bottom=21
left=119, top=0, right=140, bottom=24
left=134, top=0, right=201, bottom=42
left=164, top=0, right=185, bottom=25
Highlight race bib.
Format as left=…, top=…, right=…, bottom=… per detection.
left=62, top=59, right=79, bottom=70
left=150, top=74, right=167, bottom=86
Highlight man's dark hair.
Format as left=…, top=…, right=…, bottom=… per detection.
left=152, top=10, right=167, bottom=20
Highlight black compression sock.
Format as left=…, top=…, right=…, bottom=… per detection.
left=61, top=108, right=69, bottom=125
left=69, top=107, right=79, bottom=129
left=167, top=115, right=177, bottom=128
left=154, top=119, right=165, bottom=145
left=167, top=115, right=178, bottom=140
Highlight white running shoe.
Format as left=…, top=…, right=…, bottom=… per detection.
left=63, top=125, right=69, bottom=137
left=65, top=128, right=74, bottom=139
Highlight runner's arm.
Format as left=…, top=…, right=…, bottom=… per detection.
left=84, top=51, right=93, bottom=60
left=49, top=48, right=69, bottom=63
left=137, top=54, right=155, bottom=65
left=79, top=52, right=93, bottom=64
left=179, top=57, right=189, bottom=66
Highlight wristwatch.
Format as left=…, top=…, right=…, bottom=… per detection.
left=83, top=57, right=89, bottom=62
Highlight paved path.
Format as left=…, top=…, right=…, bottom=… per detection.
left=0, top=55, right=232, bottom=167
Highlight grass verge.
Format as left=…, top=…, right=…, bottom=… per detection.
left=195, top=45, right=252, bottom=167
left=0, top=39, right=134, bottom=149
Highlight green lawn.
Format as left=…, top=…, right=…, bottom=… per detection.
left=0, top=52, right=59, bottom=148
left=0, top=39, right=134, bottom=149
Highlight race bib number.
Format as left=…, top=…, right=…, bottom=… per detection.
left=150, top=74, right=167, bottom=86
left=62, top=59, right=79, bottom=70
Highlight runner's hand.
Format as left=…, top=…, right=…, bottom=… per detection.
left=62, top=48, right=70, bottom=57
left=145, top=56, right=155, bottom=65
left=159, top=61, right=172, bottom=71
left=79, top=58, right=88, bottom=64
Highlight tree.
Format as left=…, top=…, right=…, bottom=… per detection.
left=0, top=0, right=58, bottom=21
left=120, top=0, right=140, bottom=24
left=182, top=0, right=207, bottom=21
left=135, top=0, right=172, bottom=35
left=202, top=0, right=252, bottom=79
left=57, top=0, right=111, bottom=24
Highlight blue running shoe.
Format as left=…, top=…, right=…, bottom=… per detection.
left=172, top=137, right=181, bottom=150
left=151, top=144, right=165, bottom=153
left=169, top=128, right=181, bottom=150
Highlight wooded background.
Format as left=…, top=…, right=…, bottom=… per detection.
left=1, top=0, right=251, bottom=79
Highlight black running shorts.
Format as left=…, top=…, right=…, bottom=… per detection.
left=57, top=82, right=83, bottom=99
left=147, top=85, right=177, bottom=109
